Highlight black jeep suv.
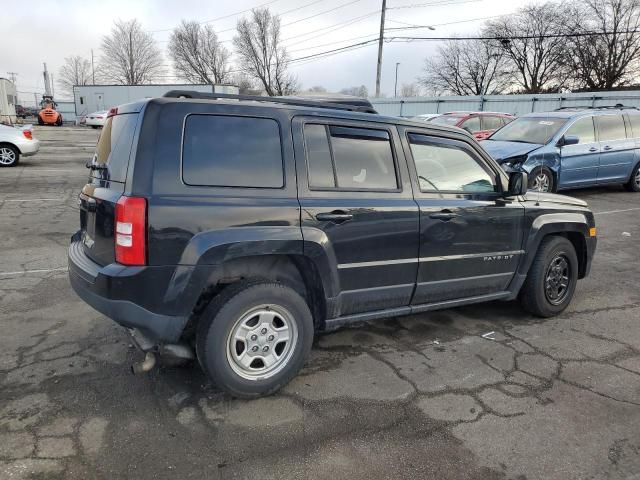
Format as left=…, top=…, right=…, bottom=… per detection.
left=69, top=91, right=596, bottom=398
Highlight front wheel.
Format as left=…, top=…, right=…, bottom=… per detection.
left=520, top=236, right=578, bottom=317
left=196, top=280, right=314, bottom=398
left=0, top=145, right=19, bottom=167
left=528, top=167, right=555, bottom=193
left=625, top=163, right=640, bottom=192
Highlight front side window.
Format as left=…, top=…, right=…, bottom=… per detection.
left=408, top=134, right=496, bottom=193
left=489, top=117, right=567, bottom=145
left=565, top=117, right=595, bottom=144
left=596, top=115, right=627, bottom=142
left=182, top=115, right=283, bottom=188
left=304, top=124, right=397, bottom=190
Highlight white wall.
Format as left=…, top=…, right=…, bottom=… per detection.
left=72, top=84, right=239, bottom=119
left=0, top=78, right=18, bottom=123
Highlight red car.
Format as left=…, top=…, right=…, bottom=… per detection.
left=429, top=112, right=514, bottom=140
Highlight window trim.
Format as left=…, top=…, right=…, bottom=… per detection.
left=302, top=119, right=402, bottom=193
left=405, top=131, right=502, bottom=196
left=180, top=112, right=286, bottom=190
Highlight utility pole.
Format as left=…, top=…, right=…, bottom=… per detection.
left=7, top=72, right=18, bottom=85
left=91, top=49, right=96, bottom=85
left=394, top=63, right=400, bottom=98
left=43, top=63, right=52, bottom=96
left=375, top=0, right=386, bottom=98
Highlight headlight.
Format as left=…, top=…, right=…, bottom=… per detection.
left=502, top=155, right=528, bottom=170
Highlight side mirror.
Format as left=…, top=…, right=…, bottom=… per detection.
left=557, top=135, right=579, bottom=147
left=506, top=171, right=528, bottom=196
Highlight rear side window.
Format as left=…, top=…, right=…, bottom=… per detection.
left=303, top=124, right=397, bottom=190
left=182, top=115, right=283, bottom=188
left=596, top=115, right=626, bottom=142
left=94, top=113, right=138, bottom=183
left=461, top=116, right=481, bottom=132
left=565, top=117, right=595, bottom=144
left=628, top=114, right=640, bottom=137
left=482, top=116, right=503, bottom=131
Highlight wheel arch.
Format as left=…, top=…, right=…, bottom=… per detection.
left=0, top=141, right=21, bottom=155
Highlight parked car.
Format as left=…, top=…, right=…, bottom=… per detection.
left=430, top=112, right=514, bottom=140
left=85, top=110, right=109, bottom=128
left=68, top=91, right=596, bottom=397
left=481, top=106, right=640, bottom=193
left=0, top=124, right=40, bottom=167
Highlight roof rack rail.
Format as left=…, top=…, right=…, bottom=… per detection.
left=163, top=90, right=378, bottom=114
left=554, top=104, right=639, bottom=111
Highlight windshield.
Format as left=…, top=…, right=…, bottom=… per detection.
left=431, top=115, right=464, bottom=126
left=488, top=117, right=567, bottom=144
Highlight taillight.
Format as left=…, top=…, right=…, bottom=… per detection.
left=115, top=196, right=147, bottom=265
left=23, top=130, right=32, bottom=140
left=108, top=107, right=118, bottom=118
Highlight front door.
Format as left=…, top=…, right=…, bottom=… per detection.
left=595, top=114, right=636, bottom=184
left=558, top=116, right=600, bottom=188
left=400, top=129, right=525, bottom=305
left=292, top=117, right=419, bottom=316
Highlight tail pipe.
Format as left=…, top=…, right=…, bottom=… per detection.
left=131, top=351, right=157, bottom=375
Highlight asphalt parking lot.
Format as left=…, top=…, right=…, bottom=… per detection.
left=1, top=126, right=640, bottom=480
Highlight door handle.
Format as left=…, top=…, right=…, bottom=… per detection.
left=429, top=211, right=458, bottom=221
left=603, top=145, right=613, bottom=151
left=316, top=211, right=353, bottom=223
left=588, top=147, right=598, bottom=152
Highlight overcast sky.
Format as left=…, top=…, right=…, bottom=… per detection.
left=3, top=0, right=542, bottom=105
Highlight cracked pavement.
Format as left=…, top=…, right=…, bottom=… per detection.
left=1, top=126, right=639, bottom=479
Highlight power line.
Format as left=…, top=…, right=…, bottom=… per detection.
left=384, top=14, right=506, bottom=31
left=386, top=28, right=640, bottom=42
left=282, top=0, right=364, bottom=27
left=387, top=0, right=479, bottom=9
left=282, top=10, right=380, bottom=43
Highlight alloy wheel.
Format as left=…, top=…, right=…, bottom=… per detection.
left=544, top=254, right=571, bottom=305
left=0, top=147, right=16, bottom=165
left=226, top=304, right=298, bottom=380
left=532, top=172, right=551, bottom=192
left=635, top=169, right=640, bottom=189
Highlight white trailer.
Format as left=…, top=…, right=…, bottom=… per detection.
left=0, top=78, right=17, bottom=124
left=72, top=84, right=239, bottom=121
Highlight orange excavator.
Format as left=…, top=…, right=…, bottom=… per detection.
left=37, top=95, right=63, bottom=126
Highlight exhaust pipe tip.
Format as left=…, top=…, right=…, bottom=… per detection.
left=131, top=351, right=157, bottom=375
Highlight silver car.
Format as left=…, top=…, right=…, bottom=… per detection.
left=0, top=124, right=40, bottom=167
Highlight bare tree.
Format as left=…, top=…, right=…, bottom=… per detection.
left=230, top=73, right=256, bottom=94
left=400, top=83, right=421, bottom=97
left=565, top=0, right=640, bottom=89
left=169, top=21, right=230, bottom=84
left=100, top=19, right=164, bottom=85
left=234, top=8, right=298, bottom=96
left=484, top=3, right=570, bottom=93
left=421, top=38, right=511, bottom=96
left=340, top=85, right=369, bottom=97
left=58, top=56, right=92, bottom=95
left=307, top=85, right=328, bottom=93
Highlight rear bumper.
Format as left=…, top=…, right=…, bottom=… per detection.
left=68, top=234, right=189, bottom=342
left=16, top=138, right=40, bottom=156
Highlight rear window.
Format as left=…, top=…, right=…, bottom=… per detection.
left=93, top=113, right=138, bottom=182
left=182, top=115, right=283, bottom=188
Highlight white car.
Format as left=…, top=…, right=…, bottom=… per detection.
left=412, top=113, right=441, bottom=122
left=0, top=124, right=40, bottom=167
left=85, top=111, right=109, bottom=128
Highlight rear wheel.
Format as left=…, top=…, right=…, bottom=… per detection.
left=528, top=167, right=555, bottom=193
left=625, top=163, right=640, bottom=192
left=0, top=145, right=19, bottom=167
left=196, top=280, right=314, bottom=398
left=520, top=236, right=578, bottom=317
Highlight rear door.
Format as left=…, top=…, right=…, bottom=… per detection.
left=292, top=117, right=419, bottom=316
left=79, top=112, right=139, bottom=265
left=596, top=114, right=636, bottom=183
left=399, top=128, right=524, bottom=305
left=558, top=116, right=599, bottom=188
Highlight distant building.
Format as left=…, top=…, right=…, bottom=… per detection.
left=0, top=78, right=18, bottom=124
left=72, top=84, right=239, bottom=119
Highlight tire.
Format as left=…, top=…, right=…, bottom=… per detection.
left=528, top=167, right=555, bottom=193
left=196, top=280, right=314, bottom=398
left=625, top=162, right=640, bottom=192
left=56, top=117, right=63, bottom=126
left=520, top=236, right=578, bottom=317
left=0, top=144, right=19, bottom=167
left=91, top=125, right=98, bottom=129
left=37, top=117, right=44, bottom=126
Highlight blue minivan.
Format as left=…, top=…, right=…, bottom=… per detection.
left=481, top=107, right=640, bottom=193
